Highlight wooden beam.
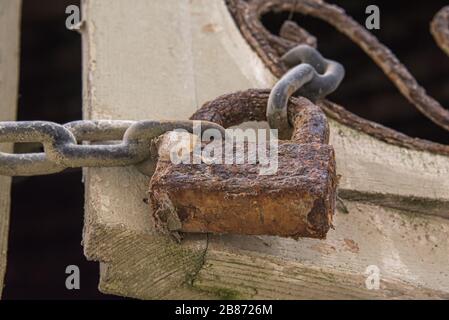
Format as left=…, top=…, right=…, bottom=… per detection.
left=81, top=0, right=273, bottom=299
left=197, top=201, right=449, bottom=299
left=0, top=0, right=21, bottom=298
left=81, top=0, right=449, bottom=299
left=331, top=118, right=449, bottom=219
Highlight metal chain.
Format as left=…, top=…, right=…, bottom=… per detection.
left=267, top=45, right=345, bottom=139
left=0, top=45, right=342, bottom=177
left=0, top=120, right=225, bottom=176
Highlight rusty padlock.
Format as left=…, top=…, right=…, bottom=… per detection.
left=148, top=88, right=337, bottom=240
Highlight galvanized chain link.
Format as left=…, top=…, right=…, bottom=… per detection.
left=0, top=120, right=225, bottom=176
left=267, top=44, right=345, bottom=139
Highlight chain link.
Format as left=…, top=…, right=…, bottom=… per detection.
left=0, top=45, right=343, bottom=177
left=0, top=120, right=225, bottom=176
left=267, top=44, right=345, bottom=139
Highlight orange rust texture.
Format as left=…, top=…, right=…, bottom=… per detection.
left=149, top=142, right=336, bottom=239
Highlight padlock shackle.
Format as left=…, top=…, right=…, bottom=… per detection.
left=190, top=89, right=329, bottom=144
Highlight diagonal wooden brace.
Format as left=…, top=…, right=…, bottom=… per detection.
left=149, top=89, right=337, bottom=239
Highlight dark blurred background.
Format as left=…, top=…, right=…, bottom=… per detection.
left=3, top=0, right=449, bottom=299
left=3, top=0, right=121, bottom=300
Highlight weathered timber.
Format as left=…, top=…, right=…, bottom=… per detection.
left=0, top=0, right=21, bottom=298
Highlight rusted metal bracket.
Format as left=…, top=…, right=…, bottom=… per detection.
left=148, top=89, right=337, bottom=240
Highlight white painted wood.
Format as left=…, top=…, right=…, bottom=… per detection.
left=331, top=119, right=449, bottom=218
left=81, top=0, right=274, bottom=299
left=82, top=0, right=449, bottom=299
left=0, top=0, right=21, bottom=298
left=200, top=201, right=449, bottom=299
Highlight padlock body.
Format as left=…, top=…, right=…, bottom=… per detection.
left=149, top=141, right=336, bottom=239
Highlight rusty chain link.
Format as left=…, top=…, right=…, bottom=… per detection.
left=0, top=120, right=225, bottom=176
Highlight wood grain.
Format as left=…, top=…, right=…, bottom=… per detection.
left=199, top=201, right=449, bottom=299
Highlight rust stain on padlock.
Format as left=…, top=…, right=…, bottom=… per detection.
left=149, top=89, right=337, bottom=240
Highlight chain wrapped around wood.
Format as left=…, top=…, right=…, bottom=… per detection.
left=148, top=89, right=337, bottom=240
left=226, top=0, right=449, bottom=156
left=0, top=120, right=225, bottom=176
